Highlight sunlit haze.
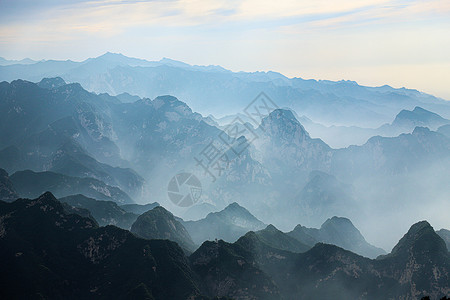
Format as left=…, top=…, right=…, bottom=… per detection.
left=1, top=0, right=450, bottom=99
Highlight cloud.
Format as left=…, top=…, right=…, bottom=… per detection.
left=0, top=0, right=449, bottom=99
left=1, top=0, right=449, bottom=40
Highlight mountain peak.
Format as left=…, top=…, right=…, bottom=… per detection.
left=264, top=224, right=278, bottom=232
left=36, top=191, right=59, bottom=204
left=151, top=95, right=192, bottom=114
left=321, top=216, right=353, bottom=229
left=392, top=106, right=448, bottom=129
left=259, top=109, right=310, bottom=139
left=412, top=126, right=431, bottom=135
left=389, top=220, right=447, bottom=258
left=413, top=106, right=428, bottom=113
left=130, top=205, right=196, bottom=253
left=266, top=109, right=298, bottom=123
left=37, top=77, right=66, bottom=90
left=223, top=202, right=247, bottom=212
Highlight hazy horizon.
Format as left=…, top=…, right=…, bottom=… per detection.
left=1, top=0, right=450, bottom=99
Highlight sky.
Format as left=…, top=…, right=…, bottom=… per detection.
left=0, top=0, right=450, bottom=99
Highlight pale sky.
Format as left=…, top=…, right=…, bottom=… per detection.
left=1, top=0, right=450, bottom=99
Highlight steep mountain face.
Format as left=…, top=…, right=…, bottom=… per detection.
left=0, top=193, right=202, bottom=299
left=0, top=80, right=114, bottom=150
left=61, top=194, right=138, bottom=229
left=192, top=220, right=449, bottom=299
left=375, top=221, right=450, bottom=299
left=254, top=109, right=332, bottom=176
left=0, top=79, right=271, bottom=210
left=436, top=229, right=450, bottom=251
left=106, top=92, right=271, bottom=213
left=287, top=217, right=385, bottom=259
left=10, top=170, right=133, bottom=204
left=182, top=202, right=266, bottom=245
left=130, top=206, right=196, bottom=253
left=190, top=240, right=282, bottom=300
left=0, top=79, right=144, bottom=197
left=109, top=94, right=220, bottom=182
left=0, top=192, right=448, bottom=299
left=0, top=168, right=18, bottom=202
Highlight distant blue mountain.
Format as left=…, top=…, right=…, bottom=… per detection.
left=1, top=53, right=449, bottom=127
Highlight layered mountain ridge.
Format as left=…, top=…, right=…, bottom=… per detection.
left=2, top=192, right=448, bottom=299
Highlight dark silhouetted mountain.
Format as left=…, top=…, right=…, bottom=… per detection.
left=190, top=239, right=281, bottom=299
left=257, top=221, right=448, bottom=299
left=10, top=170, right=133, bottom=204
left=287, top=216, right=385, bottom=258
left=386, top=221, right=448, bottom=259
left=0, top=192, right=448, bottom=299
left=120, top=202, right=160, bottom=215
left=0, top=168, right=18, bottom=202
left=193, top=220, right=449, bottom=299
left=61, top=201, right=97, bottom=223
left=374, top=221, right=450, bottom=299
left=182, top=202, right=266, bottom=245
left=61, top=194, right=138, bottom=229
left=436, top=229, right=450, bottom=251
left=131, top=206, right=196, bottom=253
left=0, top=192, right=202, bottom=299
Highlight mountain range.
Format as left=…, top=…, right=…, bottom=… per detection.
left=0, top=77, right=449, bottom=249
left=1, top=192, right=448, bottom=299
left=0, top=51, right=449, bottom=299
left=1, top=52, right=450, bottom=129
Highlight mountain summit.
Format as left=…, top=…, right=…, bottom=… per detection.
left=392, top=106, right=450, bottom=130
